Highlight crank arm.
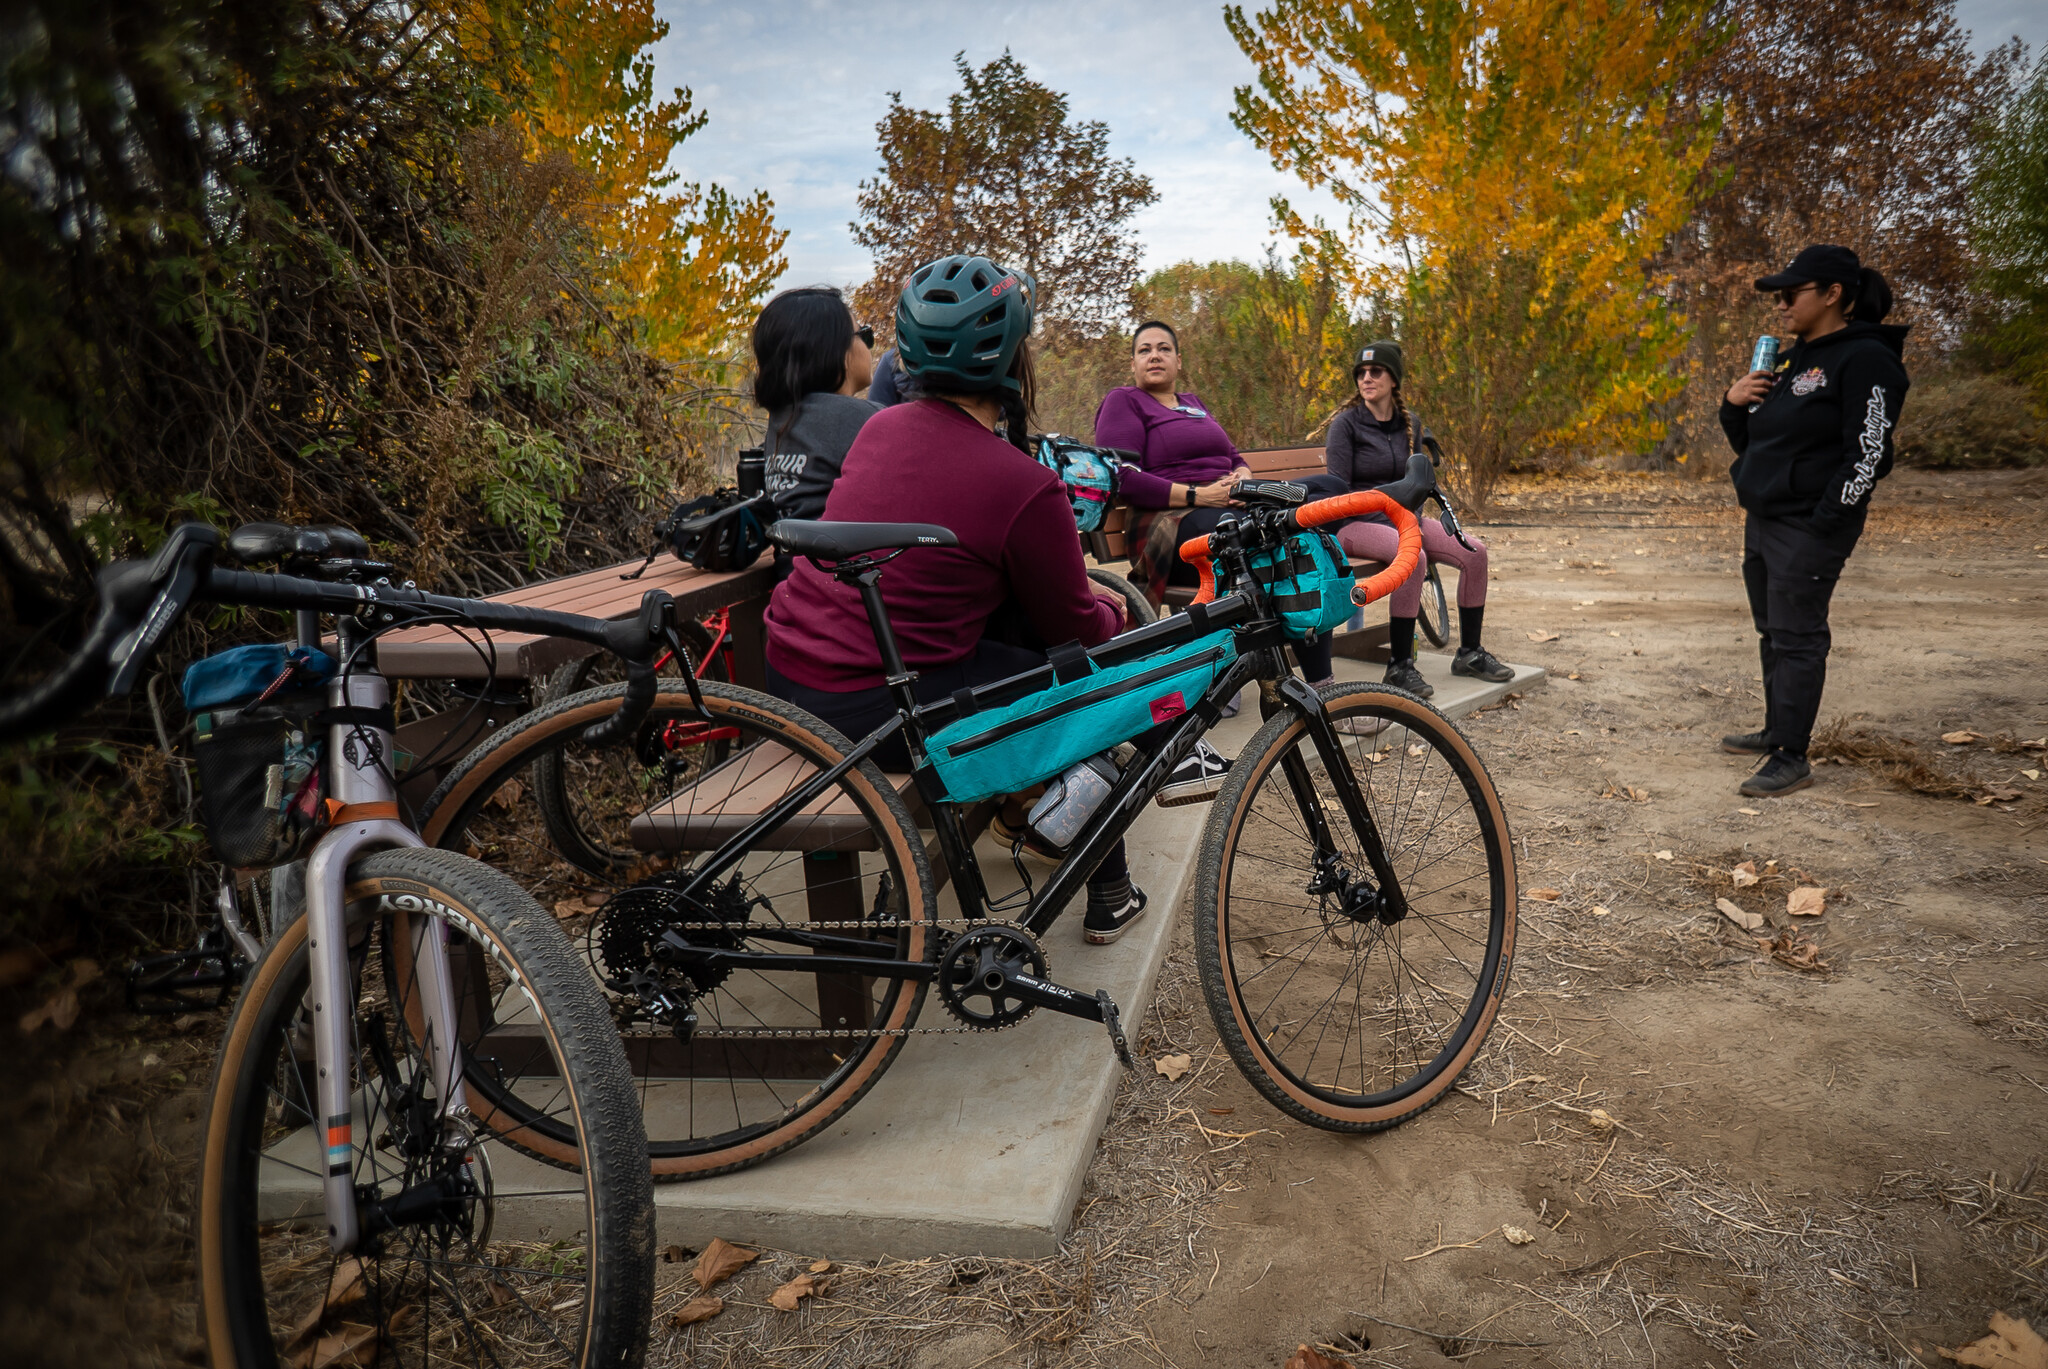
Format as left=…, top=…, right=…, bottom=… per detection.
left=998, top=974, right=1134, bottom=1068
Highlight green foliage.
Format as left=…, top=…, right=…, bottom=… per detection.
left=1892, top=372, right=2048, bottom=468
left=1970, top=53, right=2048, bottom=409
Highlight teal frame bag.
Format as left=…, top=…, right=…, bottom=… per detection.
left=923, top=630, right=1236, bottom=803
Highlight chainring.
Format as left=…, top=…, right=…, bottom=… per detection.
left=936, top=924, right=1048, bottom=1031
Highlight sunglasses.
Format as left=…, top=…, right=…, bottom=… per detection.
left=1774, top=283, right=1821, bottom=307
left=855, top=324, right=875, bottom=349
left=1357, top=365, right=1393, bottom=381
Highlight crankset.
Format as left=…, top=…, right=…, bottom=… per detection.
left=936, top=925, right=1134, bottom=1068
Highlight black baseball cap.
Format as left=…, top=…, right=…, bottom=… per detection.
left=1756, top=245, right=1861, bottom=291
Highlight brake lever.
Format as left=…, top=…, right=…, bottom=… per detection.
left=108, top=524, right=220, bottom=697
left=581, top=589, right=676, bottom=745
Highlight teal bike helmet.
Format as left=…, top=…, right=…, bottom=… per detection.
left=894, top=255, right=1035, bottom=394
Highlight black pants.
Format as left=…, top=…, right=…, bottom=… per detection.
left=1163, top=507, right=1235, bottom=587
left=765, top=642, right=1129, bottom=887
left=1741, top=511, right=1862, bottom=757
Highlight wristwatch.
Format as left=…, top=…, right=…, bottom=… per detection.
left=1183, top=483, right=1197, bottom=508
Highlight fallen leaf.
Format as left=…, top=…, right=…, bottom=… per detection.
left=1624, top=785, right=1648, bottom=802
left=286, top=1258, right=369, bottom=1350
left=1731, top=861, right=1759, bottom=888
left=1981, top=785, right=2023, bottom=803
left=2023, top=769, right=2041, bottom=781
left=1654, top=850, right=1673, bottom=861
left=1758, top=931, right=1829, bottom=974
left=1285, top=1346, right=1353, bottom=1369
left=1207, top=1107, right=1236, bottom=1116
left=552, top=898, right=588, bottom=920
left=1716, top=898, right=1764, bottom=932
left=1503, top=1225, right=1537, bottom=1245
left=294, top=1321, right=378, bottom=1369
left=1787, top=886, right=1827, bottom=918
left=1567, top=672, right=1582, bottom=680
left=485, top=1280, right=517, bottom=1308
left=19, top=987, right=80, bottom=1033
left=1154, top=1053, right=1193, bottom=1082
left=1942, top=730, right=1984, bottom=745
left=668, top=1295, right=724, bottom=1327
left=485, top=778, right=525, bottom=810
left=769, top=1273, right=820, bottom=1311
left=661, top=1244, right=691, bottom=1264
left=1607, top=630, right=1622, bottom=638
left=1527, top=888, right=1563, bottom=902
left=1586, top=1108, right=1620, bottom=1131
left=1591, top=905, right=1612, bottom=917
left=693, top=1238, right=757, bottom=1290
left=1938, top=1310, right=2048, bottom=1369
left=1526, top=630, right=1560, bottom=642
left=1738, top=807, right=1761, bottom=816
left=809, top=1259, right=833, bottom=1274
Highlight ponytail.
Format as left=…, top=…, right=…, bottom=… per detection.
left=1849, top=267, right=1893, bottom=323
left=1394, top=391, right=1415, bottom=455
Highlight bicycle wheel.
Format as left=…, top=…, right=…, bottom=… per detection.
left=1194, top=681, right=1515, bottom=1131
left=197, top=847, right=654, bottom=1369
left=419, top=681, right=937, bottom=1179
left=1087, top=567, right=1159, bottom=628
left=535, top=618, right=728, bottom=872
left=1417, top=562, right=1451, bottom=648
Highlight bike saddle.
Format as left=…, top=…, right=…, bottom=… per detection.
left=768, top=520, right=959, bottom=560
left=226, top=522, right=372, bottom=567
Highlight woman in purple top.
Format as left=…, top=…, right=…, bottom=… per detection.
left=765, top=257, right=1230, bottom=945
left=1093, top=322, right=1253, bottom=604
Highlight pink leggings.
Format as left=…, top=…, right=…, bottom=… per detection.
left=1336, top=518, right=1489, bottom=617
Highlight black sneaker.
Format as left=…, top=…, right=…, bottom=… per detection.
left=1084, top=884, right=1150, bottom=945
left=1384, top=656, right=1434, bottom=697
left=1720, top=730, right=1774, bottom=755
left=1738, top=751, right=1813, bottom=798
left=1157, top=741, right=1230, bottom=807
left=1452, top=646, right=1513, bottom=683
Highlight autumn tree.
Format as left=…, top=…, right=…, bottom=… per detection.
left=1228, top=0, right=1720, bottom=505
left=852, top=52, right=1156, bottom=335
left=1663, top=0, right=2021, bottom=461
left=1968, top=52, right=2048, bottom=411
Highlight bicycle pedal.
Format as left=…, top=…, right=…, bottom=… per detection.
left=1095, top=989, right=1134, bottom=1071
left=126, top=946, right=244, bottom=1014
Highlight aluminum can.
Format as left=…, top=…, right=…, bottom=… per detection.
left=1750, top=335, right=1779, bottom=375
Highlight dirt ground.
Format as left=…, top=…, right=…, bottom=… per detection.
left=4, top=469, right=2046, bottom=1369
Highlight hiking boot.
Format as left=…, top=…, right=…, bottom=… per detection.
left=1383, top=656, right=1434, bottom=698
left=1738, top=751, right=1813, bottom=798
left=1084, top=884, right=1150, bottom=945
left=1157, top=741, right=1231, bottom=807
left=1720, top=730, right=1774, bottom=755
left=1452, top=646, right=1514, bottom=683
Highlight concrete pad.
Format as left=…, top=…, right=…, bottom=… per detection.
left=259, top=649, right=1543, bottom=1260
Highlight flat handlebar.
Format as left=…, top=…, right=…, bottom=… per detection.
left=0, top=526, right=675, bottom=746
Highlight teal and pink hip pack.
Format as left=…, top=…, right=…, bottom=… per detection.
left=922, top=630, right=1235, bottom=803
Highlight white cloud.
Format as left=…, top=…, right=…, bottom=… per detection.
left=650, top=0, right=1346, bottom=290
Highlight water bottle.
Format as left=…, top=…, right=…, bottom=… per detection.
left=1749, top=335, right=1779, bottom=375
left=736, top=447, right=767, bottom=498
left=1026, top=754, right=1120, bottom=849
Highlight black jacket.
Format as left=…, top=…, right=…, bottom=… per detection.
left=1324, top=405, right=1433, bottom=489
left=1719, top=321, right=1910, bottom=537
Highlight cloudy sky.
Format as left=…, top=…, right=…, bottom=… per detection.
left=650, top=0, right=2045, bottom=294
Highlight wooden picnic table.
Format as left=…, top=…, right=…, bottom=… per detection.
left=362, top=556, right=779, bottom=683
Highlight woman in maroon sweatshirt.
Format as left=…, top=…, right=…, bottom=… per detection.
left=764, top=256, right=1228, bottom=945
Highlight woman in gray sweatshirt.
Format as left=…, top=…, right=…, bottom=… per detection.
left=752, top=287, right=881, bottom=521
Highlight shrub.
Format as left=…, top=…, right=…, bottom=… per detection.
left=1892, top=371, right=2048, bottom=468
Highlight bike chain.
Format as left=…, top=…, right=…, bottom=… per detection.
left=620, top=915, right=1043, bottom=1040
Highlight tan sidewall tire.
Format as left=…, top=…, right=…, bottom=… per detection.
left=1200, top=685, right=1516, bottom=1129
left=417, top=681, right=936, bottom=1179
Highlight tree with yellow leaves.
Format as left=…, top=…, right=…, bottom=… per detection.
left=1227, top=0, right=1720, bottom=505
left=458, top=0, right=787, bottom=359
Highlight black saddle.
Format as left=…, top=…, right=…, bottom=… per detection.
left=768, top=520, right=959, bottom=561
left=227, top=522, right=372, bottom=567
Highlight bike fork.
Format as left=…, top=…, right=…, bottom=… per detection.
left=300, top=668, right=451, bottom=1254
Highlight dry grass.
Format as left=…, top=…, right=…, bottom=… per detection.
left=1810, top=721, right=2044, bottom=810
left=646, top=948, right=1230, bottom=1369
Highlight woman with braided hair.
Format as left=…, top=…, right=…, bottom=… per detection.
left=1295, top=341, right=1510, bottom=697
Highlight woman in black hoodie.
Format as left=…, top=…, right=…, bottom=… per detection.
left=1719, top=244, right=1910, bottom=797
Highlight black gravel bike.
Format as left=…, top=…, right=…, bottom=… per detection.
left=0, top=523, right=666, bottom=1369
left=416, top=482, right=1518, bottom=1179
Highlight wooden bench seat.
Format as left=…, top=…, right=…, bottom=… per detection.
left=628, top=740, right=997, bottom=892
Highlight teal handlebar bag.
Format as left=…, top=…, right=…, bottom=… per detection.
left=923, top=630, right=1236, bottom=803
left=1237, top=531, right=1356, bottom=640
